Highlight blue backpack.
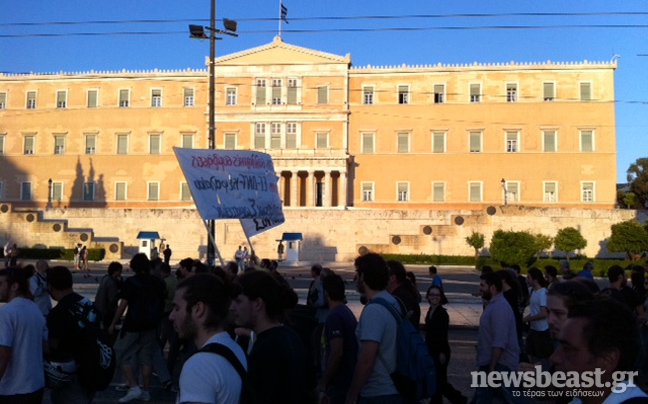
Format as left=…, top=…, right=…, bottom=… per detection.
left=370, top=297, right=437, bottom=401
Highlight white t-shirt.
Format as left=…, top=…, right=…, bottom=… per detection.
left=176, top=331, right=247, bottom=404
left=0, top=297, right=48, bottom=395
left=529, top=288, right=549, bottom=331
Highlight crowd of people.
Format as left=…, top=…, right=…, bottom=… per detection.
left=2, top=251, right=648, bottom=404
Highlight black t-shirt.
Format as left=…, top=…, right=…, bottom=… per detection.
left=119, top=273, right=166, bottom=332
left=248, top=325, right=306, bottom=404
left=47, top=292, right=97, bottom=362
left=392, top=284, right=421, bottom=328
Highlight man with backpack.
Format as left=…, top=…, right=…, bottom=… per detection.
left=169, top=273, right=247, bottom=404
left=345, top=253, right=403, bottom=404
left=46, top=266, right=115, bottom=404
left=109, top=253, right=166, bottom=403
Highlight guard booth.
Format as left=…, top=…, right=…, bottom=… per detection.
left=280, top=232, right=303, bottom=264
left=136, top=231, right=161, bottom=259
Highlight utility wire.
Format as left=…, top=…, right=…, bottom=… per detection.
left=1, top=11, right=648, bottom=27
left=2, top=24, right=648, bottom=38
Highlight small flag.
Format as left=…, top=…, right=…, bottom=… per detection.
left=281, top=4, right=289, bottom=24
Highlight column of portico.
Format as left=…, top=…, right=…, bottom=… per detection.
left=323, top=170, right=332, bottom=207
left=277, top=172, right=284, bottom=206
left=290, top=171, right=299, bottom=207
left=340, top=170, right=347, bottom=208
left=306, top=170, right=315, bottom=207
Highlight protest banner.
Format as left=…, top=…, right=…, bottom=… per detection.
left=174, top=147, right=285, bottom=245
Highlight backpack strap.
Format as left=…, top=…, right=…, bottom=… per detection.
left=370, top=297, right=405, bottom=323
left=367, top=297, right=403, bottom=376
left=198, top=342, right=254, bottom=402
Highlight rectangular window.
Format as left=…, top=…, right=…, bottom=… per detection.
left=362, top=133, right=374, bottom=154
left=544, top=182, right=557, bottom=202
left=363, top=86, right=374, bottom=105
left=83, top=182, right=95, bottom=201
left=149, top=134, right=161, bottom=154
left=256, top=79, right=266, bottom=105
left=270, top=122, right=281, bottom=149
left=543, top=130, right=557, bottom=152
left=181, top=182, right=192, bottom=201
left=56, top=90, right=67, bottom=108
left=0, top=92, right=6, bottom=109
left=398, top=85, right=409, bottom=105
left=224, top=133, right=236, bottom=149
left=317, top=86, right=328, bottom=105
left=505, top=181, right=520, bottom=202
left=580, top=130, right=594, bottom=152
left=21, top=182, right=32, bottom=201
left=506, top=83, right=517, bottom=102
left=87, top=89, right=98, bottom=108
left=397, top=182, right=409, bottom=202
left=506, top=131, right=519, bottom=153
left=182, top=134, right=194, bottom=149
left=287, top=79, right=297, bottom=105
left=184, top=88, right=195, bottom=107
left=470, top=84, right=481, bottom=103
left=85, top=134, right=96, bottom=154
left=254, top=123, right=266, bottom=149
left=272, top=79, right=282, bottom=105
left=469, top=182, right=482, bottom=202
left=52, top=182, right=63, bottom=202
left=433, top=182, right=445, bottom=202
left=362, top=182, right=374, bottom=202
left=0, top=135, right=5, bottom=154
left=24, top=135, right=35, bottom=155
left=119, top=89, right=130, bottom=107
left=582, top=182, right=595, bottom=202
left=432, top=132, right=445, bottom=153
left=580, top=82, right=592, bottom=101
left=470, top=132, right=482, bottom=153
left=434, top=84, right=445, bottom=104
left=26, top=91, right=37, bottom=109
left=316, top=133, right=328, bottom=149
left=117, top=135, right=128, bottom=155
left=151, top=89, right=162, bottom=107
left=397, top=133, right=409, bottom=153
left=543, top=82, right=555, bottom=101
left=286, top=122, right=297, bottom=149
left=54, top=136, right=65, bottom=155
left=226, top=87, right=237, bottom=106
left=115, top=182, right=127, bottom=201
left=148, top=182, right=160, bottom=201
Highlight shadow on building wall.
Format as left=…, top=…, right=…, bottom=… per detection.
left=69, top=157, right=107, bottom=208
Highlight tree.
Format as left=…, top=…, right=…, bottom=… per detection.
left=554, top=227, right=587, bottom=260
left=627, top=157, right=648, bottom=208
left=607, top=219, right=648, bottom=260
left=533, top=233, right=554, bottom=259
left=489, top=230, right=537, bottom=267
left=465, top=232, right=485, bottom=262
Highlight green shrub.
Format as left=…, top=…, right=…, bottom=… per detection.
left=489, top=230, right=537, bottom=267
left=6, top=248, right=106, bottom=262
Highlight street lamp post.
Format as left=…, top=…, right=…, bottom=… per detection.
left=501, top=178, right=508, bottom=206
left=189, top=3, right=237, bottom=267
left=47, top=178, right=53, bottom=209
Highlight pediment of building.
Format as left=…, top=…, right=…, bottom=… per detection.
left=216, top=36, right=351, bottom=66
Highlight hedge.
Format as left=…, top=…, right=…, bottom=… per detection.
left=1, top=248, right=106, bottom=262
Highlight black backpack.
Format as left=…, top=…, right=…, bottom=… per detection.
left=199, top=343, right=255, bottom=404
left=68, top=298, right=116, bottom=391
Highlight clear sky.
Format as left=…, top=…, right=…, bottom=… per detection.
left=2, top=0, right=647, bottom=183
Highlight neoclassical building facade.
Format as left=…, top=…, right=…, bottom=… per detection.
left=0, top=37, right=617, bottom=212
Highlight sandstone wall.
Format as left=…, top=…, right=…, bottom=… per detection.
left=0, top=203, right=645, bottom=263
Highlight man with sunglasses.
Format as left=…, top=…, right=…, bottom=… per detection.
left=0, top=268, right=48, bottom=404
